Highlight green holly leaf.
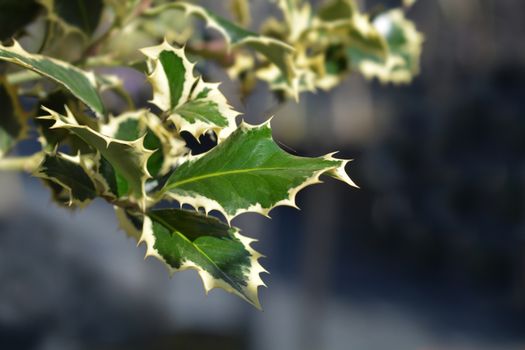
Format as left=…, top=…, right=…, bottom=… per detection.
left=145, top=2, right=296, bottom=94
left=140, top=41, right=240, bottom=141
left=35, top=152, right=97, bottom=207
left=0, top=78, right=28, bottom=158
left=142, top=208, right=266, bottom=308
left=39, top=107, right=153, bottom=210
left=0, top=40, right=106, bottom=117
left=158, top=121, right=357, bottom=222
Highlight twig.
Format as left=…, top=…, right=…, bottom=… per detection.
left=0, top=153, right=44, bottom=173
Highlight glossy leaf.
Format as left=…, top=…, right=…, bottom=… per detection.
left=0, top=41, right=106, bottom=116
left=145, top=2, right=296, bottom=93
left=141, top=41, right=239, bottom=141
left=35, top=152, right=97, bottom=206
left=39, top=107, right=153, bottom=209
left=159, top=121, right=356, bottom=222
left=142, top=208, right=266, bottom=308
left=100, top=110, right=187, bottom=177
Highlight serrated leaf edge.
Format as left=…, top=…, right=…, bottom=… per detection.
left=140, top=215, right=267, bottom=309
left=140, top=40, right=195, bottom=112
left=34, top=152, right=96, bottom=208
left=38, top=106, right=154, bottom=210
left=162, top=120, right=357, bottom=224
left=360, top=9, right=424, bottom=84
left=169, top=78, right=240, bottom=141
left=0, top=40, right=104, bottom=116
left=140, top=41, right=240, bottom=141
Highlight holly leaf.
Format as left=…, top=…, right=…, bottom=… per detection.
left=260, top=0, right=389, bottom=93
left=140, top=41, right=239, bottom=141
left=349, top=9, right=423, bottom=83
left=271, top=0, right=313, bottom=42
left=0, top=78, right=28, bottom=157
left=0, top=40, right=106, bottom=117
left=100, top=110, right=187, bottom=177
left=141, top=208, right=266, bottom=308
left=39, top=107, right=153, bottom=210
left=145, top=2, right=296, bottom=93
left=158, top=121, right=357, bottom=222
left=35, top=152, right=97, bottom=207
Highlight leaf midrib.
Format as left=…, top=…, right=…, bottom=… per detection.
left=167, top=166, right=297, bottom=189
left=149, top=212, right=248, bottom=296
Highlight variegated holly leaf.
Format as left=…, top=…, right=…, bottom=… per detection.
left=0, top=41, right=106, bottom=117
left=349, top=9, right=423, bottom=84
left=309, top=1, right=389, bottom=89
left=145, top=2, right=296, bottom=92
left=260, top=0, right=390, bottom=93
left=142, top=208, right=266, bottom=308
left=158, top=121, right=357, bottom=222
left=35, top=152, right=97, bottom=207
left=100, top=110, right=187, bottom=177
left=140, top=41, right=239, bottom=141
left=39, top=107, right=153, bottom=210
left=261, top=0, right=423, bottom=93
left=271, top=0, right=313, bottom=42
left=0, top=78, right=27, bottom=158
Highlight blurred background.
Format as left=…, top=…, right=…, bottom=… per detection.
left=2, top=0, right=525, bottom=349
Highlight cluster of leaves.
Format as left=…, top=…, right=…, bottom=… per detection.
left=0, top=0, right=421, bottom=308
left=229, top=0, right=424, bottom=98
